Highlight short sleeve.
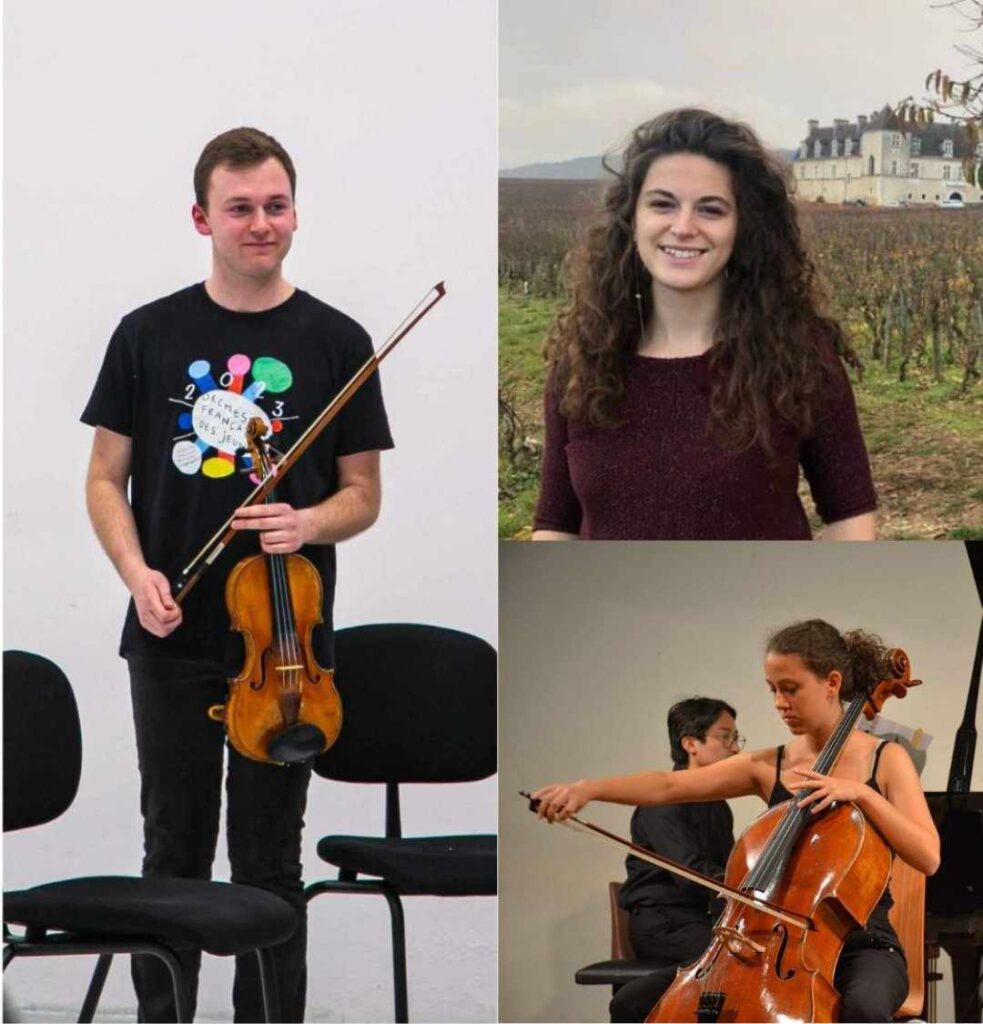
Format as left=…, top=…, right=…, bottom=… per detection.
left=334, top=326, right=394, bottom=457
left=532, top=377, right=582, bottom=534
left=800, top=352, right=877, bottom=524
left=80, top=320, right=136, bottom=436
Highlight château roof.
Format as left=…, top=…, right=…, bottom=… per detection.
left=796, top=105, right=973, bottom=159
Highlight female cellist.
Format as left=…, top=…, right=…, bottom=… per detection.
left=533, top=619, right=940, bottom=1023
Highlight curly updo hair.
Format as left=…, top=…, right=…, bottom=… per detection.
left=544, top=107, right=860, bottom=454
left=767, top=619, right=890, bottom=702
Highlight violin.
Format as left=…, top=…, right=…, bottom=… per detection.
left=527, top=648, right=923, bottom=1024
left=207, top=418, right=340, bottom=764
left=168, top=284, right=446, bottom=760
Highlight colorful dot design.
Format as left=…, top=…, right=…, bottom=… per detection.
left=172, top=353, right=293, bottom=479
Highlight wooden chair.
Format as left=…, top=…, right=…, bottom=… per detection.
left=887, top=855, right=926, bottom=1020
left=574, top=882, right=659, bottom=992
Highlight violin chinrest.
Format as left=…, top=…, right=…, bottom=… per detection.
left=267, top=723, right=326, bottom=765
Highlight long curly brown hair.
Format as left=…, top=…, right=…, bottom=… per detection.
left=767, top=619, right=890, bottom=702
left=544, top=108, right=861, bottom=453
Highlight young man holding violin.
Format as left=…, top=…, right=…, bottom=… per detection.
left=82, top=127, right=393, bottom=1022
left=610, top=698, right=738, bottom=1024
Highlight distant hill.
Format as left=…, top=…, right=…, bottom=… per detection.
left=500, top=149, right=796, bottom=179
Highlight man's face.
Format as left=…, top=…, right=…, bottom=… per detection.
left=685, top=711, right=740, bottom=768
left=192, top=157, right=297, bottom=282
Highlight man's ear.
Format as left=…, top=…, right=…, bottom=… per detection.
left=191, top=204, right=212, bottom=237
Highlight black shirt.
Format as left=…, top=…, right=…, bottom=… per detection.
left=619, top=767, right=735, bottom=917
left=81, top=283, right=394, bottom=670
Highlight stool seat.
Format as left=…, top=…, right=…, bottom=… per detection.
left=575, top=958, right=660, bottom=986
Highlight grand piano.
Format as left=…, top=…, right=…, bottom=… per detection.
left=923, top=540, right=982, bottom=1023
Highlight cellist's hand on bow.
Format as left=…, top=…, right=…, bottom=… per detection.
left=790, top=770, right=868, bottom=814
left=231, top=503, right=313, bottom=554
left=531, top=780, right=593, bottom=822
left=128, top=566, right=183, bottom=638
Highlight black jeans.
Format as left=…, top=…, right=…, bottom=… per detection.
left=128, top=657, right=312, bottom=1023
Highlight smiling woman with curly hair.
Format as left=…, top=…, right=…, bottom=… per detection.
left=532, top=108, right=877, bottom=540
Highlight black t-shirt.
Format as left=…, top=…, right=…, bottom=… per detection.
left=619, top=774, right=735, bottom=918
left=81, top=283, right=394, bottom=671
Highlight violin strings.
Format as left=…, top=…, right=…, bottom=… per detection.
left=258, top=444, right=301, bottom=708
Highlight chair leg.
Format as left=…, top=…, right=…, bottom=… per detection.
left=380, top=887, right=408, bottom=1023
left=152, top=946, right=193, bottom=1024
left=78, top=953, right=114, bottom=1023
left=255, top=946, right=282, bottom=1023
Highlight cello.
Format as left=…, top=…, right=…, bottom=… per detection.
left=528, top=648, right=923, bottom=1023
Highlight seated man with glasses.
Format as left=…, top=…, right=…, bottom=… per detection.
left=611, top=698, right=740, bottom=1023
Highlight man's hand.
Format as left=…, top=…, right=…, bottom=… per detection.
left=129, top=566, right=183, bottom=638
left=231, top=502, right=312, bottom=554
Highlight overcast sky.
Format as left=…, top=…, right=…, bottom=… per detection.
left=500, top=0, right=979, bottom=168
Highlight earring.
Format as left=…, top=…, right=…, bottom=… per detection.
left=633, top=251, right=646, bottom=340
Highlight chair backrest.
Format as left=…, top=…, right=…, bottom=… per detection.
left=608, top=881, right=635, bottom=960
left=313, top=623, right=496, bottom=784
left=3, top=650, right=82, bottom=832
left=887, top=856, right=925, bottom=1019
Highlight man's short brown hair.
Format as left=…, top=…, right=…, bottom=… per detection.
left=194, top=127, right=297, bottom=208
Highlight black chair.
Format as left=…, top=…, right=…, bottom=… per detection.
left=304, top=623, right=497, bottom=1023
left=3, top=650, right=298, bottom=1023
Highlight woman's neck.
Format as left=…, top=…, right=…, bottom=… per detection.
left=799, top=708, right=847, bottom=758
left=639, top=278, right=723, bottom=358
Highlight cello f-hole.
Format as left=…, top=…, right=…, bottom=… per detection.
left=772, top=923, right=796, bottom=980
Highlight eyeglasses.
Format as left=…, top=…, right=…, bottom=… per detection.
left=709, top=730, right=745, bottom=750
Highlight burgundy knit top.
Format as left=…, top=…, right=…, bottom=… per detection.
left=533, top=350, right=877, bottom=540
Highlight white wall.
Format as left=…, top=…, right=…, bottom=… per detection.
left=499, top=542, right=980, bottom=1023
left=3, top=2, right=497, bottom=1021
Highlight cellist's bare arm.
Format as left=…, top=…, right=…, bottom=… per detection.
left=86, top=426, right=182, bottom=637
left=532, top=748, right=767, bottom=822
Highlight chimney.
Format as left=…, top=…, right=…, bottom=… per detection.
left=833, top=118, right=848, bottom=129
left=858, top=114, right=868, bottom=129
left=808, top=119, right=819, bottom=133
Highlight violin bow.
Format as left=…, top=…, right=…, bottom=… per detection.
left=171, top=281, right=446, bottom=603
left=519, top=791, right=812, bottom=932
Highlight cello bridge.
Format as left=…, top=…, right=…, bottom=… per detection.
left=713, top=925, right=766, bottom=960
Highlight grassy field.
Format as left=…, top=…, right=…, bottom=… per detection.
left=499, top=289, right=983, bottom=540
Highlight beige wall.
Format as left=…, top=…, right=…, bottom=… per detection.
left=499, top=542, right=980, bottom=1023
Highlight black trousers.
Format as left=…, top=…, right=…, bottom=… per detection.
left=128, top=657, right=312, bottom=1023
left=610, top=907, right=712, bottom=1023
left=611, top=910, right=908, bottom=1023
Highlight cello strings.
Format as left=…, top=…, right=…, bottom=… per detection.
left=746, top=691, right=867, bottom=892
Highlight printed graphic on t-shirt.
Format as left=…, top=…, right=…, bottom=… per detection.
left=170, top=353, right=297, bottom=480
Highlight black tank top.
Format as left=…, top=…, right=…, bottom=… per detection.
left=768, top=739, right=903, bottom=955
